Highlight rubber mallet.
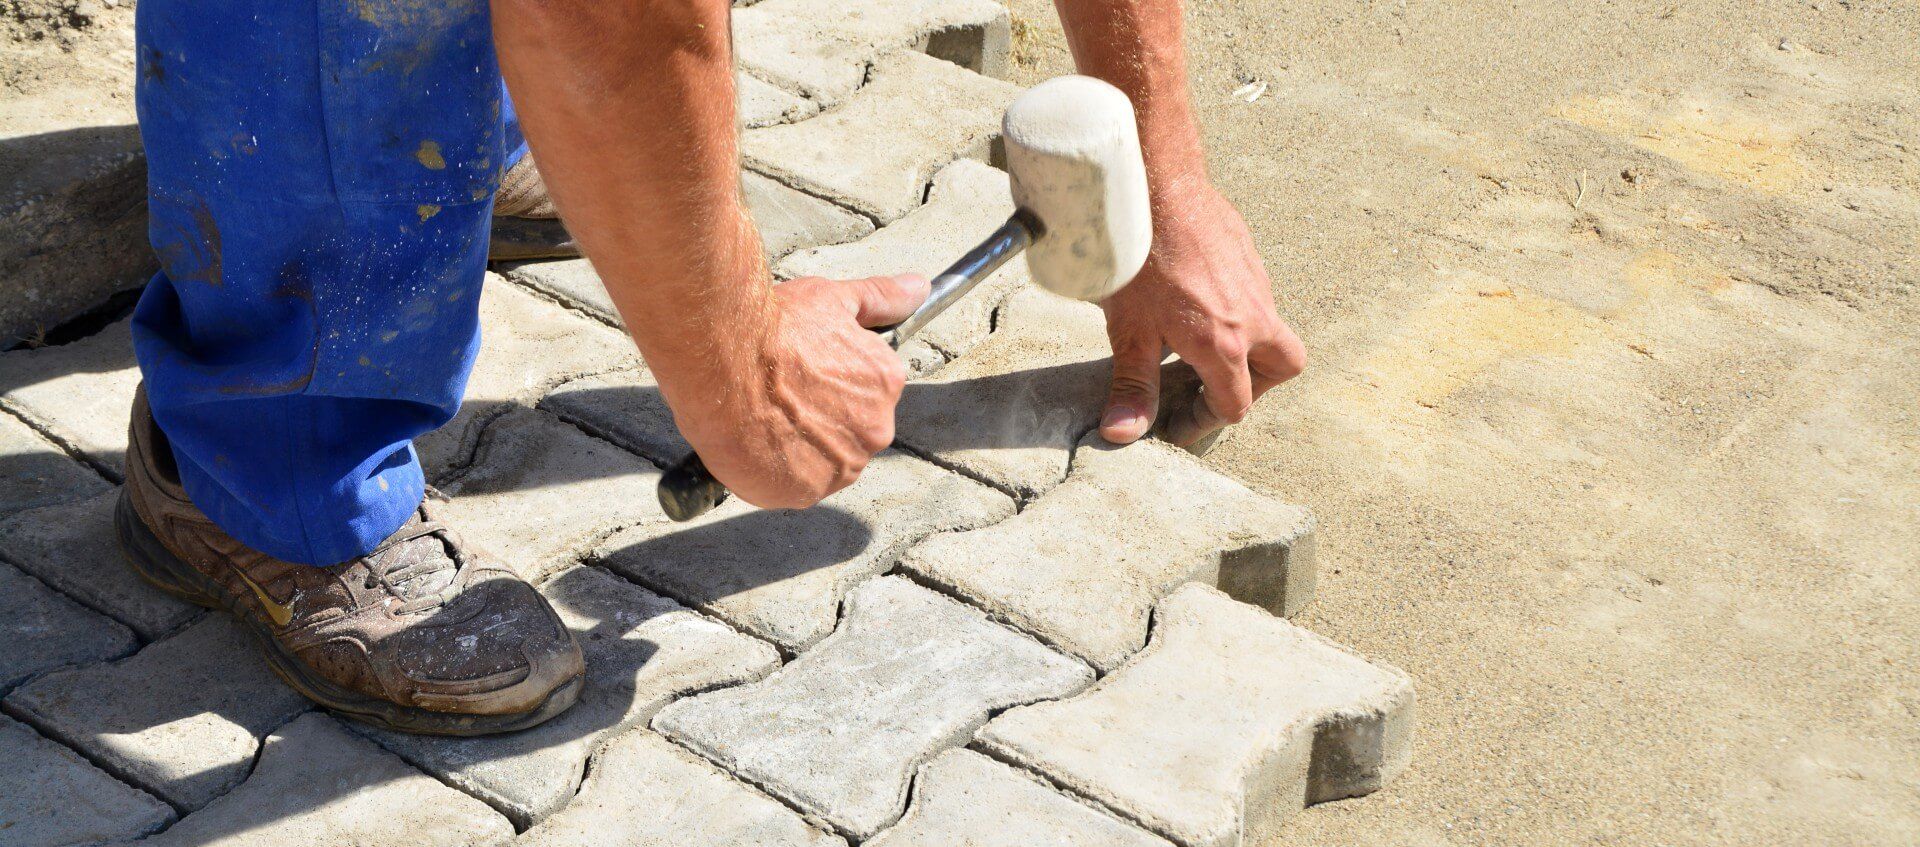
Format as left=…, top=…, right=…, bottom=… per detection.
left=658, top=75, right=1152, bottom=521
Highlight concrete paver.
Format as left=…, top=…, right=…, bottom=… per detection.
left=0, top=557, right=137, bottom=693
left=0, top=410, right=110, bottom=517
left=0, top=714, right=173, bottom=846
left=977, top=584, right=1415, bottom=847
left=734, top=0, right=1009, bottom=107
left=0, top=318, right=139, bottom=478
left=654, top=576, right=1092, bottom=840
left=0, top=490, right=201, bottom=640
left=867, top=749, right=1173, bottom=847
left=357, top=566, right=779, bottom=829
left=738, top=71, right=820, bottom=128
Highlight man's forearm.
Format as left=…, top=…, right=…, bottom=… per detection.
left=1052, top=0, right=1208, bottom=197
left=491, top=0, right=766, bottom=396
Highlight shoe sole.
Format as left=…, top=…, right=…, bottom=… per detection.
left=488, top=217, right=581, bottom=262
left=114, top=491, right=584, bottom=737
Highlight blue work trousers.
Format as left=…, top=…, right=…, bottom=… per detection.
left=132, top=0, right=530, bottom=564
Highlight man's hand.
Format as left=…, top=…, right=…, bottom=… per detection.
left=669, top=273, right=928, bottom=510
left=1099, top=182, right=1305, bottom=447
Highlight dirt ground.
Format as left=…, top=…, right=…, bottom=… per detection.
left=1004, top=1, right=1919, bottom=844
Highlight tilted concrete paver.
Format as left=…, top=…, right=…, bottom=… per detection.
left=518, top=731, right=847, bottom=847
left=977, top=584, right=1416, bottom=847
left=901, top=434, right=1317, bottom=671
left=0, top=558, right=138, bottom=693
left=594, top=451, right=1012, bottom=652
left=867, top=749, right=1174, bottom=847
left=893, top=287, right=1110, bottom=500
left=3, top=614, right=311, bottom=811
left=0, top=490, right=201, bottom=640
left=123, top=713, right=515, bottom=847
left=435, top=408, right=664, bottom=583
left=356, top=566, right=780, bottom=829
left=0, top=318, right=139, bottom=478
left=0, top=410, right=110, bottom=517
left=654, top=576, right=1092, bottom=840
left=734, top=0, right=1009, bottom=107
left=775, top=159, right=1030, bottom=376
left=0, top=714, right=173, bottom=846
left=743, top=50, right=1019, bottom=224
left=414, top=275, right=637, bottom=481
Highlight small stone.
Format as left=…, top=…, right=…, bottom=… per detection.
left=0, top=558, right=137, bottom=694
left=744, top=50, right=1019, bottom=223
left=355, top=566, right=779, bottom=829
left=594, top=451, right=1011, bottom=651
left=0, top=411, right=110, bottom=517
left=3, top=614, right=311, bottom=811
left=893, top=288, right=1110, bottom=501
left=519, top=731, right=846, bottom=847
left=129, top=713, right=515, bottom=847
left=734, top=0, right=1010, bottom=107
left=435, top=408, right=663, bottom=583
left=0, top=714, right=173, bottom=846
left=0, top=490, right=201, bottom=640
left=654, top=576, right=1091, bottom=840
left=901, top=434, right=1316, bottom=670
left=977, top=584, right=1416, bottom=847
left=0, top=319, right=139, bottom=478
left=867, top=750, right=1172, bottom=847
left=738, top=70, right=820, bottom=128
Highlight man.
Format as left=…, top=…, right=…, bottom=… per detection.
left=123, top=0, right=1306, bottom=736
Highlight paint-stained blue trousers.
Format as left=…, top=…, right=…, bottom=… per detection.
left=132, top=0, right=530, bottom=564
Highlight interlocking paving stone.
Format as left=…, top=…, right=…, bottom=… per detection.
left=0, top=410, right=110, bottom=517
left=867, top=749, right=1173, bottom=847
left=900, top=434, right=1317, bottom=671
left=518, top=731, right=847, bottom=847
left=776, top=159, right=1029, bottom=376
left=415, top=274, right=637, bottom=481
left=0, top=558, right=137, bottom=694
left=0, top=713, right=174, bottom=846
left=739, top=71, right=820, bottom=128
left=744, top=50, right=1019, bottom=224
left=4, top=614, right=311, bottom=811
left=0, top=319, right=140, bottom=478
left=976, top=584, right=1416, bottom=847
left=594, top=451, right=1012, bottom=652
left=436, top=408, right=663, bottom=583
left=734, top=0, right=1009, bottom=108
left=539, top=367, right=683, bottom=465
left=893, top=287, right=1110, bottom=500
left=128, top=712, right=515, bottom=847
left=654, top=576, right=1092, bottom=840
left=0, top=490, right=201, bottom=640
left=356, top=566, right=780, bottom=829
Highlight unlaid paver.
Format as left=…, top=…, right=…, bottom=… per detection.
left=744, top=50, right=1019, bottom=223
left=868, top=749, right=1173, bottom=847
left=893, top=287, right=1110, bottom=500
left=0, top=714, right=173, bottom=846
left=901, top=434, right=1316, bottom=670
left=0, top=410, right=110, bottom=517
left=414, top=275, right=637, bottom=481
left=0, top=558, right=137, bottom=694
left=519, top=731, right=846, bottom=847
left=594, top=451, right=1012, bottom=651
left=0, top=490, right=201, bottom=640
left=734, top=0, right=1009, bottom=107
left=357, top=566, right=779, bottom=829
left=977, top=584, right=1416, bottom=847
left=4, top=614, right=310, bottom=811
left=0, top=319, right=140, bottom=478
left=435, top=408, right=663, bottom=583
left=129, top=712, right=514, bottom=847
left=776, top=159, right=1028, bottom=376
left=654, top=576, right=1091, bottom=840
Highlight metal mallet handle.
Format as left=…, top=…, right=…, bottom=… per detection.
left=656, top=211, right=1040, bottom=522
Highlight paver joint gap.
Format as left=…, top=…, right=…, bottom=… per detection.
left=0, top=402, right=121, bottom=483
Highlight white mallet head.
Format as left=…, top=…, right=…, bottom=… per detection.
left=1002, top=75, right=1153, bottom=302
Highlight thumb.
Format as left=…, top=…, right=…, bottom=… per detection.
left=1101, top=337, right=1163, bottom=444
left=844, top=274, right=930, bottom=328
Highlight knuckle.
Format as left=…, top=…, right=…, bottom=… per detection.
left=1107, top=374, right=1156, bottom=401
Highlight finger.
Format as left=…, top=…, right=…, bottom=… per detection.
left=844, top=274, right=930, bottom=328
left=1188, top=341, right=1255, bottom=427
left=1247, top=329, right=1307, bottom=397
left=1101, top=339, right=1163, bottom=444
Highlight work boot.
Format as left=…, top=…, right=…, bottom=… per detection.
left=116, top=388, right=585, bottom=736
left=490, top=155, right=580, bottom=261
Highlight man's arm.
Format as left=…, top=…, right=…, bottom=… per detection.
left=490, top=0, right=927, bottom=507
left=1053, top=0, right=1307, bottom=446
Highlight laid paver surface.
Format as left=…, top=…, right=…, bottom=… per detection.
left=0, top=713, right=173, bottom=847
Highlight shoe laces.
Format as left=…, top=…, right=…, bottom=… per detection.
left=364, top=513, right=466, bottom=615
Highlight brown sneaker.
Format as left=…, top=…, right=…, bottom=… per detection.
left=116, top=388, right=585, bottom=736
left=489, top=155, right=580, bottom=261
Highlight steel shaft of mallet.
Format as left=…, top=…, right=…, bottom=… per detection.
left=656, top=211, right=1042, bottom=522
